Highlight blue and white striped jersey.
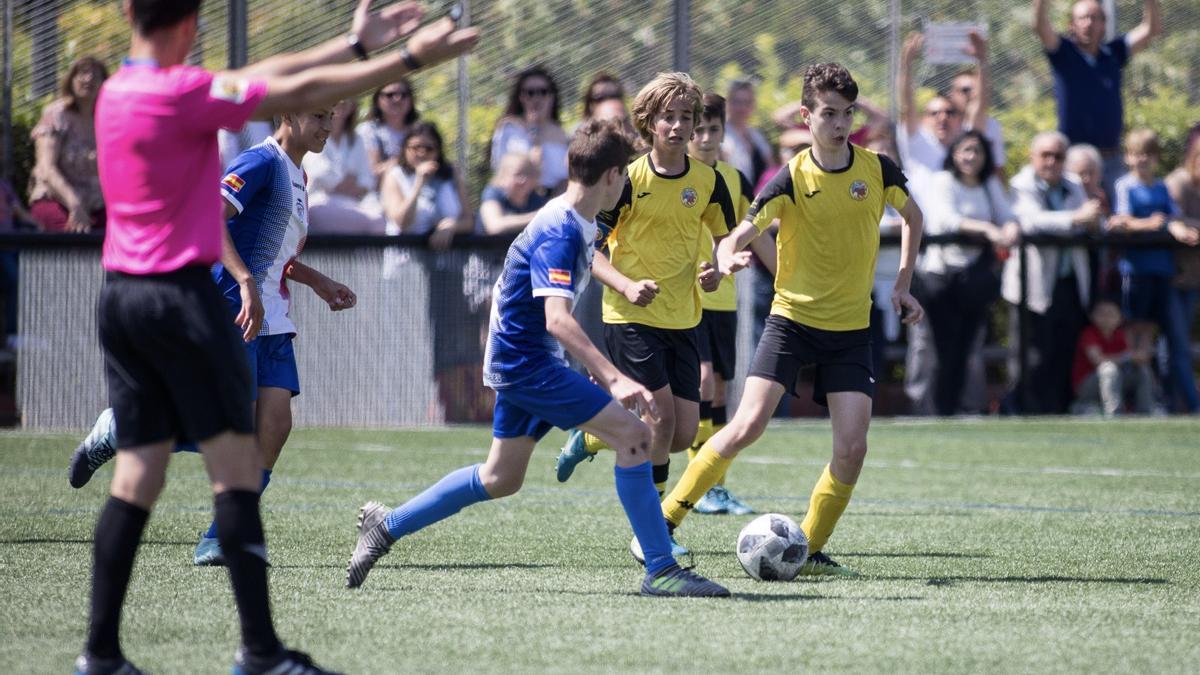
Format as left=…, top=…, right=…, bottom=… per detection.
left=483, top=196, right=598, bottom=389
left=213, top=136, right=308, bottom=336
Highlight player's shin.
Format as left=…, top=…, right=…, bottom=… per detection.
left=661, top=443, right=732, bottom=527
left=799, top=463, right=854, bottom=552
left=614, top=462, right=674, bottom=575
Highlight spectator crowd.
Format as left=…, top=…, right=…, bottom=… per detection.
left=1, top=0, right=1197, bottom=416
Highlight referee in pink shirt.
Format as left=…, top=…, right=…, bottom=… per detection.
left=78, top=2, right=477, bottom=674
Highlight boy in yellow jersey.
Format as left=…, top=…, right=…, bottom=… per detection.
left=555, top=73, right=736, bottom=556
left=687, top=93, right=777, bottom=516
left=660, top=63, right=925, bottom=576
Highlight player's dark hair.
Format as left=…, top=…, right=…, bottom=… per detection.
left=801, top=63, right=858, bottom=109
left=59, top=56, right=109, bottom=112
left=943, top=129, right=996, bottom=183
left=400, top=122, right=455, bottom=181
left=568, top=119, right=636, bottom=186
left=504, top=66, right=561, bottom=124
left=370, top=79, right=419, bottom=127
left=128, top=0, right=203, bottom=34
left=581, top=72, right=625, bottom=120
left=701, top=93, right=726, bottom=127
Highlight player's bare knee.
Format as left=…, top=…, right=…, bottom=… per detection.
left=834, top=436, right=868, bottom=466
left=478, top=466, right=523, bottom=498
left=613, top=420, right=652, bottom=459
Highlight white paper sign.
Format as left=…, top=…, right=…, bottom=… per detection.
left=924, top=22, right=988, bottom=65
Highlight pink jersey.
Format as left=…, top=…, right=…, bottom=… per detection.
left=96, top=61, right=267, bottom=274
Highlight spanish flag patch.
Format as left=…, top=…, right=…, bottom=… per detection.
left=548, top=268, right=572, bottom=285
left=222, top=174, right=246, bottom=192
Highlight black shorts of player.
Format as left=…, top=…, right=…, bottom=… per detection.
left=748, top=314, right=874, bottom=407
left=696, top=309, right=738, bottom=381
left=603, top=322, right=701, bottom=403
left=98, top=265, right=255, bottom=448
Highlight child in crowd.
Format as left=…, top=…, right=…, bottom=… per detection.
left=1071, top=297, right=1155, bottom=416
left=477, top=152, right=549, bottom=234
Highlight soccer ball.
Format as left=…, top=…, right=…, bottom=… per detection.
left=736, top=513, right=809, bottom=581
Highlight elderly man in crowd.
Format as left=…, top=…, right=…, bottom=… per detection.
left=1034, top=0, right=1161, bottom=197
left=1003, top=132, right=1104, bottom=414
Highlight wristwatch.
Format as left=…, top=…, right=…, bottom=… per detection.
left=399, top=46, right=422, bottom=71
left=346, top=32, right=369, bottom=61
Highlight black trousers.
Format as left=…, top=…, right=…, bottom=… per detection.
left=1022, top=274, right=1089, bottom=414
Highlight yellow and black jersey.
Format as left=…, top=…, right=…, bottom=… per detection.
left=598, top=154, right=735, bottom=330
left=699, top=161, right=754, bottom=312
left=747, top=145, right=909, bottom=331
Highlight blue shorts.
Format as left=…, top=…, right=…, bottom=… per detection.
left=492, top=365, right=612, bottom=441
left=245, top=333, right=300, bottom=400
left=1122, top=273, right=1170, bottom=325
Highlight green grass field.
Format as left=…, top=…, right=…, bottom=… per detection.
left=2, top=418, right=1199, bottom=674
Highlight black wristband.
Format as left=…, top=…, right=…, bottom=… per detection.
left=346, top=33, right=368, bottom=61
left=399, top=46, right=422, bottom=71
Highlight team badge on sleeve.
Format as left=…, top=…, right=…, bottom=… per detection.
left=210, top=75, right=250, bottom=103
left=548, top=268, right=572, bottom=286
left=222, top=174, right=246, bottom=192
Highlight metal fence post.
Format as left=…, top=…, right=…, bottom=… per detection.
left=2, top=0, right=12, bottom=181
left=229, top=0, right=249, bottom=69
left=673, top=0, right=689, bottom=72
left=888, top=0, right=901, bottom=123
left=456, top=0, right=471, bottom=182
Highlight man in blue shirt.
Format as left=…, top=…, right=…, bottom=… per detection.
left=1034, top=0, right=1161, bottom=196
left=344, top=120, right=729, bottom=597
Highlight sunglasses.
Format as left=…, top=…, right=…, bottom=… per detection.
left=521, top=87, right=551, bottom=98
left=590, top=91, right=621, bottom=103
left=1038, top=151, right=1066, bottom=161
left=382, top=90, right=410, bottom=101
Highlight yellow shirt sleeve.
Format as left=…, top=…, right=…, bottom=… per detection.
left=703, top=170, right=735, bottom=237
left=747, top=166, right=794, bottom=233
left=879, top=153, right=910, bottom=212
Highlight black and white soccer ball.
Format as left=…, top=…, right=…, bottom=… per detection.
left=736, top=513, right=809, bottom=581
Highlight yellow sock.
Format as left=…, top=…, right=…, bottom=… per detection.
left=662, top=444, right=732, bottom=526
left=582, top=432, right=608, bottom=453
left=712, top=423, right=727, bottom=485
left=687, top=417, right=713, bottom=463
left=800, top=463, right=854, bottom=553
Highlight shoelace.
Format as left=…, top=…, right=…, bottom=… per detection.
left=86, top=444, right=115, bottom=471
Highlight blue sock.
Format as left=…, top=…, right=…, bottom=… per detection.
left=614, top=462, right=674, bottom=575
left=384, top=464, right=491, bottom=539
left=204, top=469, right=273, bottom=539
left=174, top=442, right=199, bottom=453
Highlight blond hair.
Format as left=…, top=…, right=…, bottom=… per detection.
left=1124, top=128, right=1161, bottom=157
left=630, top=72, right=703, bottom=144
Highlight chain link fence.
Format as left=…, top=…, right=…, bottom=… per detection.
left=3, top=0, right=1200, bottom=427
left=5, top=1, right=1200, bottom=190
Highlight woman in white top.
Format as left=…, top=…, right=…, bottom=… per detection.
left=489, top=66, right=569, bottom=194
left=917, top=129, right=1019, bottom=415
left=303, top=98, right=385, bottom=234
left=356, top=79, right=419, bottom=181
left=381, top=121, right=463, bottom=251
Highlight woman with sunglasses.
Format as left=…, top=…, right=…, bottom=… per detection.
left=490, top=66, right=569, bottom=194
left=358, top=78, right=420, bottom=180
left=381, top=121, right=464, bottom=251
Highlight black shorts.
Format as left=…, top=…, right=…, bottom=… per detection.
left=696, top=309, right=738, bottom=381
left=603, top=322, right=701, bottom=402
left=748, top=314, right=874, bottom=407
left=98, top=266, right=254, bottom=448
